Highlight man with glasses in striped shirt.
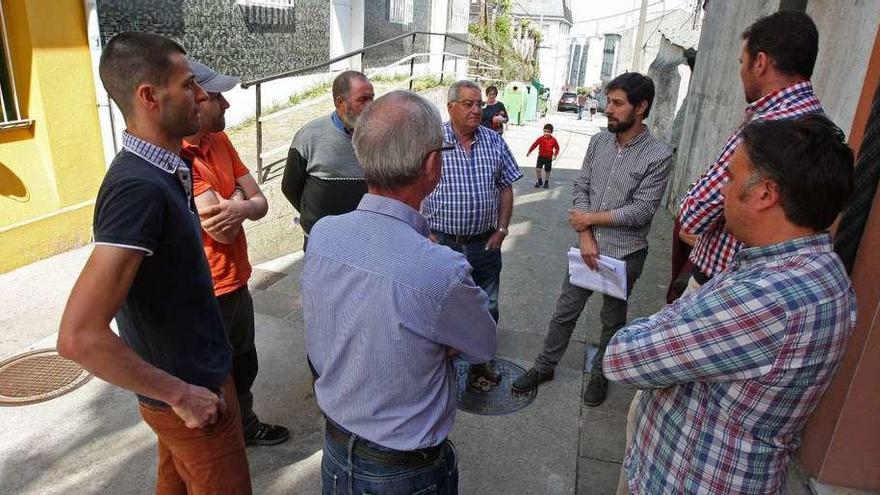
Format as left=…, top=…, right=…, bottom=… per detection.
left=422, top=80, right=523, bottom=392
left=512, top=73, right=673, bottom=407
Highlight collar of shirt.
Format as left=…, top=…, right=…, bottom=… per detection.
left=732, top=232, right=832, bottom=270
left=331, top=112, right=353, bottom=138
left=181, top=134, right=211, bottom=160
left=615, top=125, right=650, bottom=150
left=122, top=131, right=188, bottom=174
left=443, top=121, right=485, bottom=146
left=745, top=80, right=816, bottom=119
left=357, top=193, right=429, bottom=237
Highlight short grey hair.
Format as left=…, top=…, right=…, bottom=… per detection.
left=353, top=90, right=443, bottom=191
left=447, top=80, right=482, bottom=103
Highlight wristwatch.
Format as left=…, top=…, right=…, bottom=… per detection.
left=496, top=226, right=509, bottom=235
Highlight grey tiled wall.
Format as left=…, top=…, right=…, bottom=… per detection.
left=97, top=0, right=330, bottom=82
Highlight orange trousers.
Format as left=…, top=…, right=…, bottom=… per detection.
left=138, top=376, right=252, bottom=495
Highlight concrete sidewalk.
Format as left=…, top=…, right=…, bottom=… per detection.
left=0, top=110, right=812, bottom=494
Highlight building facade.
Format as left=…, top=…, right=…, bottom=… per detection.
left=510, top=0, right=573, bottom=96
left=0, top=0, right=107, bottom=273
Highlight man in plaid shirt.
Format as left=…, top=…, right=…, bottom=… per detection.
left=606, top=115, right=856, bottom=494
left=422, top=80, right=523, bottom=391
left=679, top=11, right=824, bottom=288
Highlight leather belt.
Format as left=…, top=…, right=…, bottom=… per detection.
left=434, top=229, right=495, bottom=245
left=325, top=420, right=445, bottom=468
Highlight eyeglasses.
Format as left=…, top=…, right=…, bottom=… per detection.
left=455, top=100, right=486, bottom=109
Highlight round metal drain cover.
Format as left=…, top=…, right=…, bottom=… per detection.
left=0, top=348, right=92, bottom=406
left=453, top=357, right=537, bottom=415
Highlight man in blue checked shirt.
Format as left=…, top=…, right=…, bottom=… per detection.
left=605, top=115, right=856, bottom=495
left=302, top=90, right=497, bottom=495
left=422, top=80, right=523, bottom=392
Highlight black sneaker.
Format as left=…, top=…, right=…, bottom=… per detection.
left=246, top=422, right=290, bottom=446
left=542, top=181, right=550, bottom=189
left=534, top=179, right=543, bottom=188
left=511, top=367, right=555, bottom=392
left=467, top=362, right=502, bottom=393
left=583, top=373, right=609, bottom=407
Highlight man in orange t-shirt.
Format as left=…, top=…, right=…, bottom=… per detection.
left=184, top=59, right=289, bottom=446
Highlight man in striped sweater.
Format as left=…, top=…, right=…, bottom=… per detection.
left=513, top=73, right=673, bottom=407
left=281, top=71, right=374, bottom=250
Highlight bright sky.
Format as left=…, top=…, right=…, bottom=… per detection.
left=570, top=0, right=696, bottom=36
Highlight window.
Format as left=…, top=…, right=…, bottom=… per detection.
left=388, top=0, right=414, bottom=24
left=236, top=0, right=295, bottom=33
left=236, top=0, right=294, bottom=7
left=0, top=2, right=25, bottom=127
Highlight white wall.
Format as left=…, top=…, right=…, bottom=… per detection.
left=330, top=0, right=365, bottom=71
left=808, top=0, right=880, bottom=137
left=536, top=20, right=572, bottom=94
left=583, top=36, right=604, bottom=87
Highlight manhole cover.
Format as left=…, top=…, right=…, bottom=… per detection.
left=0, top=349, right=92, bottom=406
left=453, top=357, right=537, bottom=415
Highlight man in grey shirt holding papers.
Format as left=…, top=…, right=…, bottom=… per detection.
left=512, top=73, right=673, bottom=407
left=301, top=90, right=497, bottom=495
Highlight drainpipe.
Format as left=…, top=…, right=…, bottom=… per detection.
left=83, top=0, right=119, bottom=168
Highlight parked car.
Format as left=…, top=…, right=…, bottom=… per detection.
left=557, top=92, right=578, bottom=112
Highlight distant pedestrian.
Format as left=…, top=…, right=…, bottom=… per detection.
left=481, top=85, right=508, bottom=135
left=281, top=70, right=375, bottom=250
left=512, top=73, right=673, bottom=409
left=303, top=90, right=497, bottom=495
left=183, top=59, right=289, bottom=447
left=526, top=123, right=560, bottom=189
left=58, top=32, right=252, bottom=494
left=422, top=80, right=523, bottom=392
left=607, top=115, right=856, bottom=495
left=589, top=97, right=598, bottom=120
left=577, top=92, right=588, bottom=120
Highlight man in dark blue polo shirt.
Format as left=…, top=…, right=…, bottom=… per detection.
left=58, top=32, right=252, bottom=494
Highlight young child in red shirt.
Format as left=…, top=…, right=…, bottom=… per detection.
left=527, top=124, right=560, bottom=189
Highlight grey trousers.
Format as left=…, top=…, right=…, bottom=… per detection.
left=534, top=248, right=648, bottom=375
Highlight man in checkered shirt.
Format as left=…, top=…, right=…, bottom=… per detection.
left=678, top=11, right=824, bottom=291
left=606, top=115, right=856, bottom=494
left=422, top=80, right=523, bottom=391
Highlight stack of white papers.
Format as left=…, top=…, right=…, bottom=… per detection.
left=567, top=248, right=628, bottom=300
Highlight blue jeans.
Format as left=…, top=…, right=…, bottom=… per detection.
left=321, top=427, right=458, bottom=495
left=432, top=232, right=502, bottom=323
left=577, top=105, right=584, bottom=119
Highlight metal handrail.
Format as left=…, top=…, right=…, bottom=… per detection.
left=240, top=31, right=495, bottom=88
left=244, top=31, right=500, bottom=183
left=258, top=52, right=501, bottom=125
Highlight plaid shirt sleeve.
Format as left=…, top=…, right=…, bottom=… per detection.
left=603, top=280, right=787, bottom=388
left=678, top=132, right=741, bottom=235
left=572, top=134, right=599, bottom=211
left=610, top=153, right=673, bottom=228
left=495, top=138, right=523, bottom=189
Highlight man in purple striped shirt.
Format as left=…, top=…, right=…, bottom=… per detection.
left=606, top=115, right=856, bottom=494
left=302, top=91, right=497, bottom=495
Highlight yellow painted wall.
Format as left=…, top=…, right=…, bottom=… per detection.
left=0, top=0, right=106, bottom=273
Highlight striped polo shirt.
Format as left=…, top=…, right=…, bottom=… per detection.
left=573, top=126, right=674, bottom=259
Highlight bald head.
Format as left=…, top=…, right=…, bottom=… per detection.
left=352, top=91, right=443, bottom=191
